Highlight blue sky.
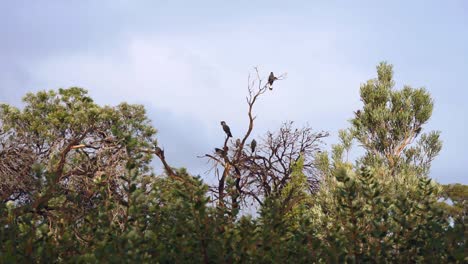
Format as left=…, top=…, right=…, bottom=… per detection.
left=1, top=1, right=467, bottom=183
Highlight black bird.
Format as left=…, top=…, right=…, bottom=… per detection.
left=415, top=127, right=422, bottom=136
left=250, top=139, right=257, bottom=153
left=215, top=148, right=226, bottom=156
left=220, top=121, right=232, bottom=137
left=354, top=110, right=361, bottom=118
left=154, top=146, right=165, bottom=159
left=268, top=72, right=277, bottom=90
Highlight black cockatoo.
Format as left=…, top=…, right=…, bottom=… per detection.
left=354, top=109, right=361, bottom=118
left=154, top=146, right=165, bottom=159
left=215, top=147, right=226, bottom=156
left=415, top=126, right=422, bottom=136
left=220, top=121, right=232, bottom=137
left=250, top=139, right=257, bottom=153
left=268, top=72, right=277, bottom=90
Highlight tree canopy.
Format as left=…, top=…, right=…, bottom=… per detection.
left=0, top=64, right=465, bottom=263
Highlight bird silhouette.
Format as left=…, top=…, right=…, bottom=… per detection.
left=220, top=121, right=232, bottom=137
left=354, top=110, right=361, bottom=117
left=415, top=127, right=422, bottom=136
left=268, top=72, right=277, bottom=90
left=215, top=148, right=226, bottom=156
left=250, top=139, right=257, bottom=153
left=154, top=146, right=165, bottom=159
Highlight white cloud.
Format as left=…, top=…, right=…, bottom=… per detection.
left=26, top=30, right=371, bottom=178
left=29, top=28, right=367, bottom=134
left=4, top=1, right=466, bottom=183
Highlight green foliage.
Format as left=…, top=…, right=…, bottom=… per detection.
left=351, top=62, right=441, bottom=176
left=0, top=63, right=465, bottom=263
left=437, top=183, right=468, bottom=260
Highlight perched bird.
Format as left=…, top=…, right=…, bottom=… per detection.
left=220, top=121, right=232, bottom=137
left=415, top=127, right=422, bottom=136
left=154, top=146, right=165, bottom=159
left=215, top=148, right=226, bottom=156
left=354, top=110, right=361, bottom=118
left=236, top=138, right=241, bottom=147
left=268, top=72, right=277, bottom=90
left=250, top=139, right=257, bottom=153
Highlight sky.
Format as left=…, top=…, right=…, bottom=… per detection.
left=1, top=0, right=467, bottom=184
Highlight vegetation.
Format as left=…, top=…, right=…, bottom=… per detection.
left=0, top=63, right=466, bottom=263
